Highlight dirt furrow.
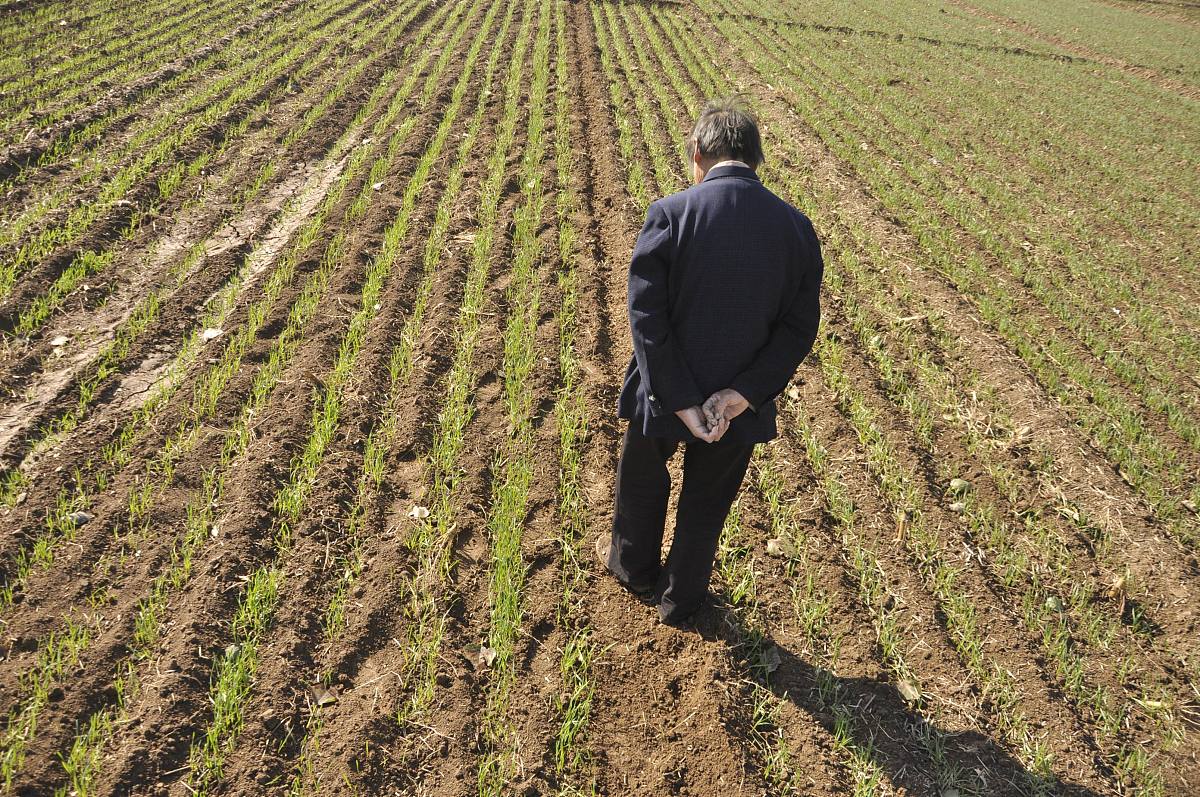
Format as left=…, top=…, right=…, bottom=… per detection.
left=685, top=0, right=1200, bottom=667
left=0, top=0, right=437, bottom=468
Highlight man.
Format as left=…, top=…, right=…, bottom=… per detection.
left=597, top=96, right=824, bottom=627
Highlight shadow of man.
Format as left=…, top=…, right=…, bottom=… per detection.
left=690, top=602, right=1112, bottom=797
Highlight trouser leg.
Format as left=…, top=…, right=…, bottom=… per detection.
left=609, top=424, right=677, bottom=589
left=657, top=438, right=755, bottom=622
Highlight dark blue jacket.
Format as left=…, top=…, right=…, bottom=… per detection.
left=618, top=163, right=823, bottom=443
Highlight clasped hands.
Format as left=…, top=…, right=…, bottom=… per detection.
left=675, top=388, right=750, bottom=443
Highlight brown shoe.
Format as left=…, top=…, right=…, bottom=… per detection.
left=594, top=534, right=656, bottom=601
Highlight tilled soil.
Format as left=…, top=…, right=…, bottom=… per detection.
left=0, top=0, right=1196, bottom=795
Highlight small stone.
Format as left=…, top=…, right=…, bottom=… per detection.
left=310, top=684, right=337, bottom=707
left=66, top=510, right=92, bottom=527
left=897, top=679, right=920, bottom=702
left=948, top=478, right=970, bottom=495
left=50, top=335, right=70, bottom=347
left=765, top=538, right=794, bottom=558
left=948, top=502, right=966, bottom=513
left=759, top=645, right=781, bottom=674
left=202, top=327, right=223, bottom=341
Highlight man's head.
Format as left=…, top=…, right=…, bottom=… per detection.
left=685, top=96, right=764, bottom=184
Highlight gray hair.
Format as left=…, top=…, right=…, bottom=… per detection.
left=685, top=95, right=764, bottom=169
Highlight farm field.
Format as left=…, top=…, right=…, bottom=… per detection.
left=0, top=0, right=1197, bottom=793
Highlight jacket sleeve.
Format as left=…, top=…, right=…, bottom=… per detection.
left=729, top=218, right=824, bottom=412
left=628, top=201, right=705, bottom=416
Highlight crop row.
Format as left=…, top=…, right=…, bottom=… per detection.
left=284, top=1, right=523, bottom=789
left=0, top=3, right=460, bottom=787
left=5, top=0, right=422, bottom=343
left=0, top=0, right=435, bottom=609
left=696, top=0, right=1199, bottom=550
left=0, top=2, right=421, bottom=447
left=548, top=0, right=599, bottom=793
left=0, top=0, right=367, bottom=288
left=389, top=0, right=540, bottom=754
left=0, top=0, right=277, bottom=148
left=609, top=4, right=1190, bottom=792
left=477, top=0, right=555, bottom=789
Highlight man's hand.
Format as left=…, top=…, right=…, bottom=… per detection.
left=703, top=389, right=751, bottom=432
left=675, top=405, right=726, bottom=443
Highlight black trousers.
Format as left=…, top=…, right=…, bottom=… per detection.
left=608, top=423, right=755, bottom=623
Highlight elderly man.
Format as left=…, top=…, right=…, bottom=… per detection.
left=597, top=96, right=824, bottom=627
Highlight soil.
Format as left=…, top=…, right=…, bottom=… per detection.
left=0, top=0, right=1196, bottom=795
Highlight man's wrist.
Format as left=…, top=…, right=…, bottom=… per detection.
left=728, top=383, right=759, bottom=414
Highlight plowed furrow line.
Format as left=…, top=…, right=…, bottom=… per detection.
left=0, top=0, right=441, bottom=600
left=765, top=410, right=1095, bottom=796
left=819, top=195, right=1199, bottom=661
left=0, top=0, right=373, bottom=296
left=0, top=0, right=437, bottom=476
left=0, top=0, right=245, bottom=124
left=755, top=447, right=1016, bottom=795
left=0, top=22, right=466, bottom=787
left=3, top=10, right=474, bottom=790
left=700, top=1, right=1200, bottom=553
left=0, top=0, right=306, bottom=203
left=662, top=2, right=1200, bottom=679
left=0, top=0, right=248, bottom=121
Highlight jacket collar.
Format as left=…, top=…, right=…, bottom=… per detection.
left=701, top=163, right=760, bottom=183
